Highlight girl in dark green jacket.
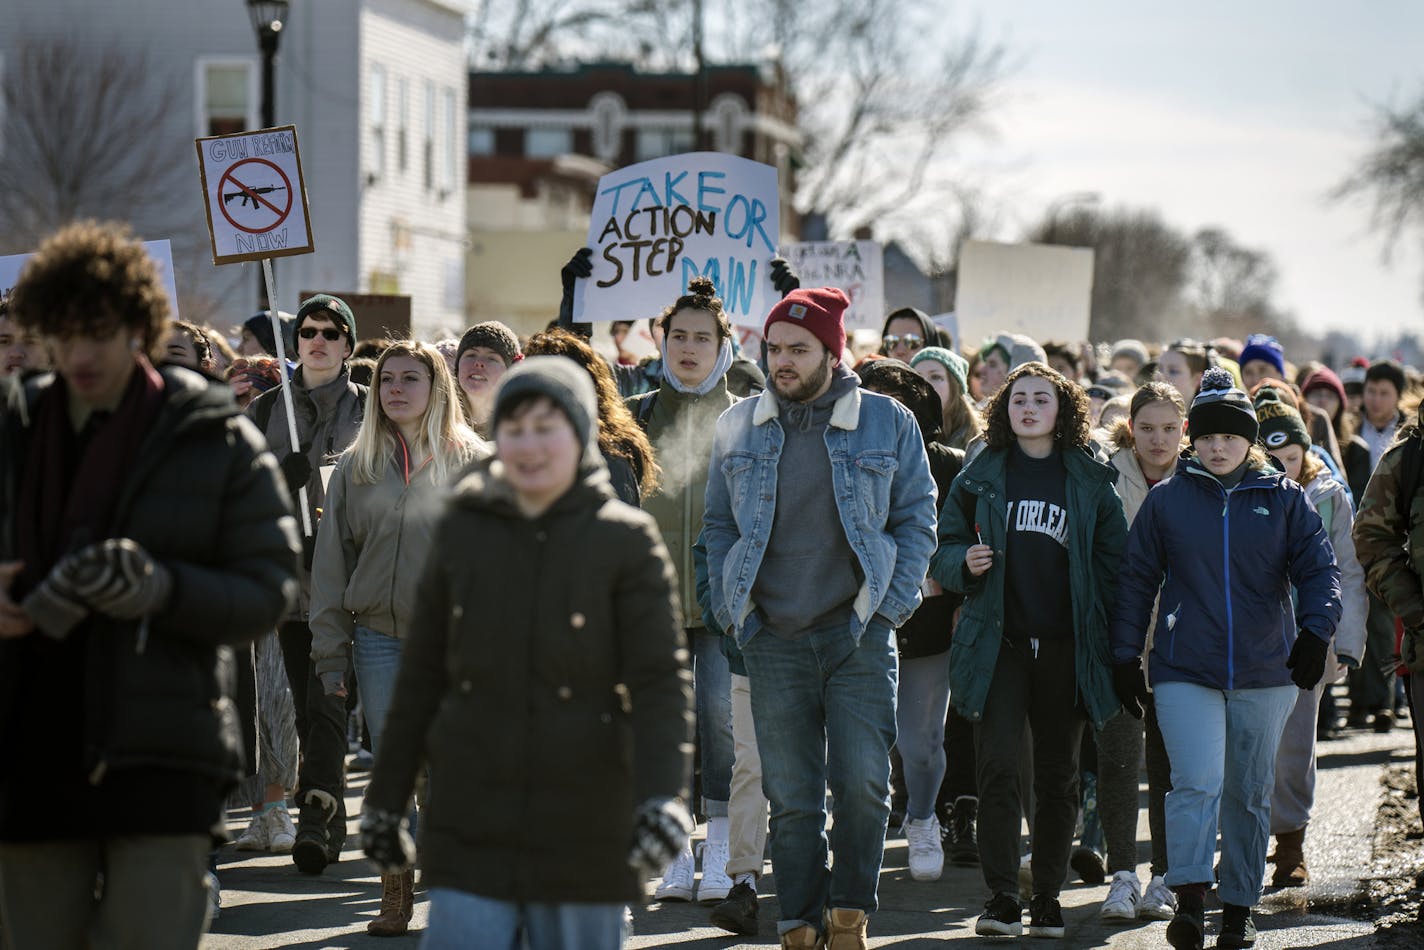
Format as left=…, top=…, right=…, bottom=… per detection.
left=930, top=361, right=1128, bottom=940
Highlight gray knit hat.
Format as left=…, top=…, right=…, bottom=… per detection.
left=492, top=355, right=598, bottom=460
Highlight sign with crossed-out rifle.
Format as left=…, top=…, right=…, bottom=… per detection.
left=195, top=125, right=315, bottom=265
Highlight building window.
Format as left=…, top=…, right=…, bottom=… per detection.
left=423, top=80, right=435, bottom=191
left=442, top=87, right=456, bottom=194
left=525, top=127, right=572, bottom=159
left=468, top=126, right=494, bottom=156
left=196, top=58, right=256, bottom=137
left=396, top=77, right=409, bottom=174
left=368, top=63, right=386, bottom=180
left=635, top=127, right=693, bottom=162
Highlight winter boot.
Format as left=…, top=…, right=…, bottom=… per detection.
left=367, top=870, right=415, bottom=936
left=946, top=795, right=979, bottom=866
left=780, top=924, right=823, bottom=949
left=823, top=908, right=868, bottom=950
left=1269, top=827, right=1308, bottom=887
left=293, top=788, right=338, bottom=875
left=1217, top=902, right=1258, bottom=948
left=1165, top=885, right=1205, bottom=950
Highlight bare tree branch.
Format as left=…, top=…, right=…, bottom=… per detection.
left=0, top=39, right=187, bottom=252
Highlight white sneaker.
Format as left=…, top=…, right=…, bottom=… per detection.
left=904, top=816, right=945, bottom=882
left=696, top=840, right=733, bottom=902
left=1018, top=852, right=1033, bottom=900
left=654, top=841, right=695, bottom=902
left=234, top=810, right=268, bottom=851
left=266, top=806, right=297, bottom=853
left=1100, top=869, right=1141, bottom=921
left=1139, top=874, right=1177, bottom=921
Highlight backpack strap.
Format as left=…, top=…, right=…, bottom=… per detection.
left=632, top=389, right=659, bottom=433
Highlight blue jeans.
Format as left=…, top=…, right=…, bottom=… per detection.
left=693, top=629, right=733, bottom=816
left=421, top=889, right=625, bottom=950
left=742, top=617, right=897, bottom=935
left=353, top=626, right=405, bottom=755
left=895, top=650, right=951, bottom=822
left=1154, top=680, right=1297, bottom=906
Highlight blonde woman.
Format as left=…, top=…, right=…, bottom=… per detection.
left=309, top=340, right=488, bottom=936
left=911, top=346, right=982, bottom=450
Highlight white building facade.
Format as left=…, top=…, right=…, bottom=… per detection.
left=0, top=0, right=467, bottom=340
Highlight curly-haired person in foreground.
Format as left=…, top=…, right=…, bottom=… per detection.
left=0, top=220, right=299, bottom=949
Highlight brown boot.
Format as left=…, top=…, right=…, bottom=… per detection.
left=780, top=923, right=823, bottom=949
left=1270, top=828, right=1308, bottom=887
left=823, top=908, right=868, bottom=950
left=367, top=869, right=415, bottom=936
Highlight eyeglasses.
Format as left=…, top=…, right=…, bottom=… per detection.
left=299, top=327, right=343, bottom=341
left=883, top=334, right=925, bottom=351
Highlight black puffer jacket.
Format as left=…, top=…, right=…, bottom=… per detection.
left=858, top=359, right=964, bottom=657
left=0, top=366, right=299, bottom=841
left=365, top=455, right=693, bottom=903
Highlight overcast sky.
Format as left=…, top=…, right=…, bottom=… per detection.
left=950, top=0, right=1423, bottom=344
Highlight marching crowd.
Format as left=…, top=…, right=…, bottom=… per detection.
left=0, top=221, right=1422, bottom=950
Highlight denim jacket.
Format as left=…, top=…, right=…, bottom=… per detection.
left=703, top=383, right=938, bottom=647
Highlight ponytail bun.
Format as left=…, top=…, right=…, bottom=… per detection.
left=686, top=276, right=717, bottom=298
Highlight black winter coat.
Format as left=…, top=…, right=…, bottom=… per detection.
left=0, top=367, right=299, bottom=841
left=365, top=456, right=693, bottom=903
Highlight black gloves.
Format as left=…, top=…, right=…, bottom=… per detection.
left=560, top=247, right=594, bottom=293
left=361, top=806, right=415, bottom=874
left=1287, top=631, right=1329, bottom=690
left=1112, top=660, right=1150, bottom=719
left=280, top=449, right=313, bottom=492
left=769, top=257, right=800, bottom=298
left=628, top=797, right=694, bottom=879
left=557, top=248, right=595, bottom=340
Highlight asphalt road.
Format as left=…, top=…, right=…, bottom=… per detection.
left=203, top=725, right=1411, bottom=949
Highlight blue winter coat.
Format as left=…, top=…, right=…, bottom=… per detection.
left=1110, top=455, right=1342, bottom=691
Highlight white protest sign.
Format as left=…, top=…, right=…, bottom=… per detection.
left=0, top=239, right=180, bottom=320
left=780, top=240, right=885, bottom=333
left=931, top=311, right=960, bottom=351
left=955, top=240, right=1094, bottom=346
left=195, top=125, right=315, bottom=265
left=574, top=152, right=779, bottom=328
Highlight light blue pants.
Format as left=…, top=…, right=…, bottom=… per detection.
left=422, top=889, right=626, bottom=950
left=895, top=650, right=952, bottom=822
left=1154, top=680, right=1297, bottom=906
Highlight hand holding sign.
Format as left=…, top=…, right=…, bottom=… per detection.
left=573, top=153, right=780, bottom=328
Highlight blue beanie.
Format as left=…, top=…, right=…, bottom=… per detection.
left=910, top=346, right=970, bottom=399
left=1238, top=334, right=1285, bottom=377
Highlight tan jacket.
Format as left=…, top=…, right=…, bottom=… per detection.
left=308, top=444, right=487, bottom=676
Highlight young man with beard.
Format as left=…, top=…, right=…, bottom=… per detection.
left=703, top=287, right=937, bottom=950
left=246, top=294, right=366, bottom=875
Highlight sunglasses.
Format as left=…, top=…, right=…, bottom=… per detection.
left=299, top=327, right=343, bottom=342
left=883, top=334, right=925, bottom=350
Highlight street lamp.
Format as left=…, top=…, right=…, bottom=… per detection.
left=246, top=0, right=289, bottom=307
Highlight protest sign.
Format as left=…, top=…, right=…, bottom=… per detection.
left=574, top=152, right=779, bottom=328
left=1, top=239, right=180, bottom=319
left=301, top=291, right=412, bottom=340
left=955, top=240, right=1094, bottom=346
left=196, top=125, right=315, bottom=265
left=780, top=240, right=885, bottom=332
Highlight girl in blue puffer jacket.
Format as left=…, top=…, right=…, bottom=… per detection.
left=1109, top=368, right=1342, bottom=950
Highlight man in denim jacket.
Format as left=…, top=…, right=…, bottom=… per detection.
left=704, top=288, right=937, bottom=950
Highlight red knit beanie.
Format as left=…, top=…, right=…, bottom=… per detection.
left=764, top=287, right=850, bottom=364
